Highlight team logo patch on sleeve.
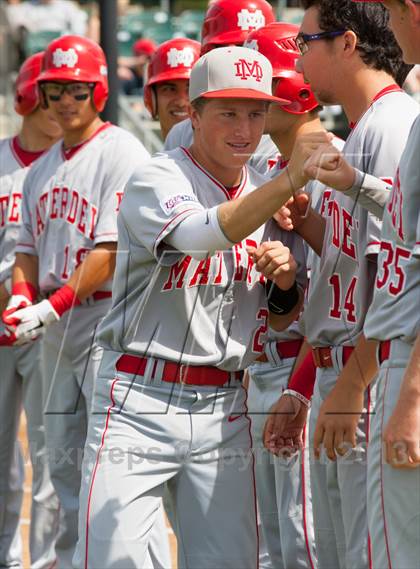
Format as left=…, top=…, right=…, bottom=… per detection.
left=160, top=194, right=199, bottom=215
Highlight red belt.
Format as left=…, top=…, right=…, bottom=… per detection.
left=378, top=340, right=391, bottom=364
left=255, top=339, right=303, bottom=363
left=116, top=354, right=243, bottom=387
left=90, top=291, right=112, bottom=301
left=312, top=346, right=354, bottom=368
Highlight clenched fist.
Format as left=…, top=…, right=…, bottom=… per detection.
left=247, top=240, right=297, bottom=291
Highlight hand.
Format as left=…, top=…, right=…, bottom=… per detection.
left=6, top=299, right=60, bottom=344
left=303, top=143, right=356, bottom=191
left=0, top=328, right=31, bottom=347
left=313, top=383, right=364, bottom=461
left=117, top=65, right=135, bottom=81
left=0, top=330, right=18, bottom=347
left=287, top=131, right=335, bottom=189
left=383, top=400, right=420, bottom=469
left=247, top=241, right=297, bottom=291
left=273, top=193, right=311, bottom=232
left=2, top=294, right=32, bottom=325
left=263, top=394, right=308, bottom=456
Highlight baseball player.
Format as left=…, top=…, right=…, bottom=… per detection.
left=164, top=0, right=280, bottom=176
left=244, top=22, right=320, bottom=569
left=0, top=52, right=62, bottom=569
left=1, top=36, right=160, bottom=569
left=291, top=1, right=420, bottom=567
left=120, top=38, right=157, bottom=97
left=143, top=38, right=201, bottom=140
left=73, top=45, right=332, bottom=569
left=263, top=2, right=418, bottom=568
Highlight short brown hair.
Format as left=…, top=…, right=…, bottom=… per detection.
left=300, top=0, right=413, bottom=85
left=191, top=97, right=209, bottom=115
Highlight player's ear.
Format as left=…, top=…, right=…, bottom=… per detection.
left=407, top=0, right=420, bottom=24
left=190, top=106, right=200, bottom=130
left=342, top=30, right=358, bottom=58
left=38, top=84, right=49, bottom=109
left=152, top=86, right=159, bottom=119
left=190, top=99, right=205, bottom=130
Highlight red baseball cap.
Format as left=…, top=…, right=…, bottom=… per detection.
left=133, top=38, right=158, bottom=57
left=352, top=1, right=420, bottom=2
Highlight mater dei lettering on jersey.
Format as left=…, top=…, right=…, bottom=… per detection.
left=34, top=186, right=105, bottom=238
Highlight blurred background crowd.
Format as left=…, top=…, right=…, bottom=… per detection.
left=1, top=0, right=419, bottom=149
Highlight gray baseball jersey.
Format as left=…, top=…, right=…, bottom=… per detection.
left=304, top=91, right=417, bottom=569
left=365, top=115, right=420, bottom=343
left=299, top=138, right=345, bottom=338
left=0, top=137, right=44, bottom=283
left=304, top=89, right=418, bottom=347
left=98, top=146, right=279, bottom=371
left=13, top=123, right=153, bottom=569
left=364, top=118, right=420, bottom=569
left=16, top=123, right=150, bottom=293
left=164, top=118, right=280, bottom=176
left=0, top=136, right=60, bottom=569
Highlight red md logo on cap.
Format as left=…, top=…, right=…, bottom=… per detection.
left=234, top=58, right=263, bottom=82
left=167, top=47, right=195, bottom=68
left=237, top=9, right=265, bottom=31
left=52, top=48, right=78, bottom=68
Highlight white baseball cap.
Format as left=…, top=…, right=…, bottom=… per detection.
left=189, top=46, right=291, bottom=105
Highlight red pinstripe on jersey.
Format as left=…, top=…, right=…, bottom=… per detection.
left=84, top=374, right=121, bottom=569
left=243, top=385, right=260, bottom=569
left=379, top=371, right=393, bottom=569
left=301, top=425, right=316, bottom=569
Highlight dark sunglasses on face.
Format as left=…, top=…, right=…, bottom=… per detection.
left=295, top=30, right=347, bottom=55
left=41, top=82, right=95, bottom=101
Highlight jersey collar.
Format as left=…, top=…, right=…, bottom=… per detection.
left=10, top=136, right=45, bottom=168
left=61, top=122, right=112, bottom=161
left=181, top=146, right=248, bottom=201
left=348, top=84, right=403, bottom=130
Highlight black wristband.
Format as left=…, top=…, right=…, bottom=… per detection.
left=266, top=280, right=299, bottom=315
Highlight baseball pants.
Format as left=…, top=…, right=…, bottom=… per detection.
left=42, top=299, right=171, bottom=569
left=0, top=337, right=59, bottom=569
left=309, top=347, right=375, bottom=569
left=74, top=349, right=259, bottom=569
left=248, top=351, right=317, bottom=569
left=41, top=301, right=171, bottom=569
left=367, top=339, right=420, bottom=569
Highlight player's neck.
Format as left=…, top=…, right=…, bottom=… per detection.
left=188, top=143, right=243, bottom=188
left=19, top=118, right=58, bottom=152
left=161, top=124, right=170, bottom=141
left=62, top=116, right=105, bottom=149
left=270, top=115, right=322, bottom=161
left=339, top=68, right=399, bottom=126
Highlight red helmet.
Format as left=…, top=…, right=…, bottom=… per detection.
left=133, top=38, right=158, bottom=58
left=38, top=35, right=109, bottom=112
left=201, top=0, right=275, bottom=55
left=14, top=52, right=44, bottom=116
left=144, top=38, right=201, bottom=117
left=244, top=22, right=318, bottom=114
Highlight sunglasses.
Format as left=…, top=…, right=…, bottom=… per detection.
left=41, top=82, right=95, bottom=101
left=296, top=30, right=347, bottom=55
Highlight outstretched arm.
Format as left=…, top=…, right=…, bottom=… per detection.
left=303, top=142, right=391, bottom=218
